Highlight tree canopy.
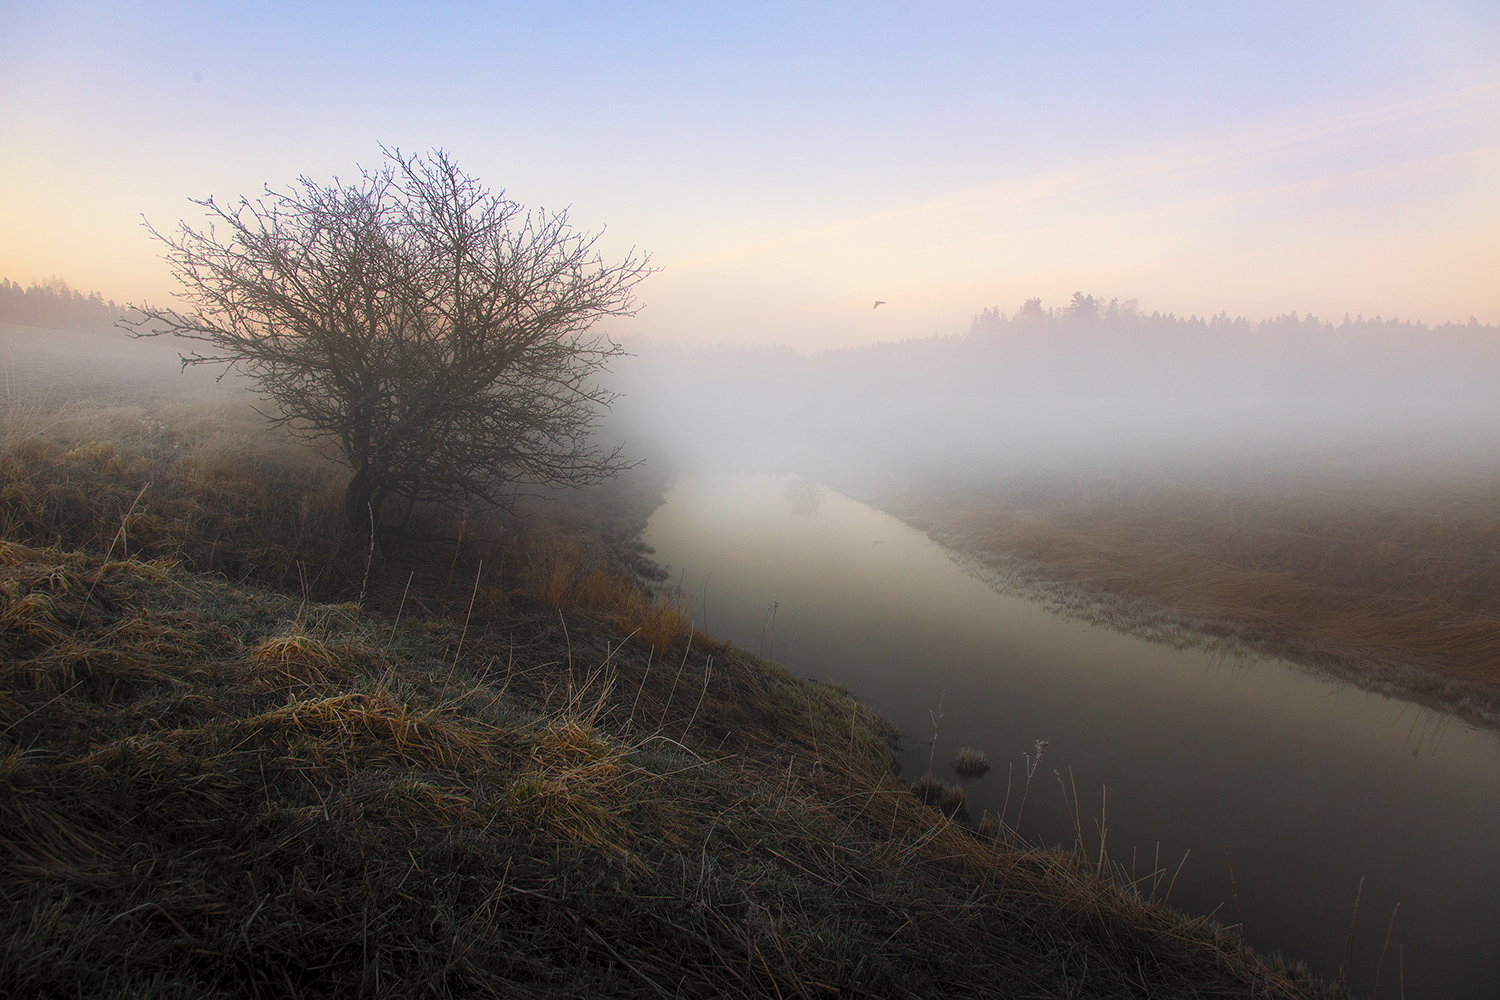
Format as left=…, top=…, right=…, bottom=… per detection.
left=125, top=148, right=651, bottom=530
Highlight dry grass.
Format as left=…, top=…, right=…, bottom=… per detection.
left=909, top=771, right=970, bottom=819
left=241, top=688, right=500, bottom=771
left=952, top=745, right=992, bottom=777
left=0, top=387, right=688, bottom=634
left=518, top=528, right=701, bottom=652
left=861, top=467, right=1500, bottom=723
left=0, top=381, right=1343, bottom=998
left=249, top=629, right=370, bottom=695
left=0, top=393, right=359, bottom=593
left=0, top=534, right=1342, bottom=999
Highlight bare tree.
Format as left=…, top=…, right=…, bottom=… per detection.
left=125, top=148, right=651, bottom=530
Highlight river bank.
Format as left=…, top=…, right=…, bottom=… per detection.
left=641, top=469, right=1500, bottom=998
left=0, top=360, right=1347, bottom=996
left=833, top=469, right=1500, bottom=731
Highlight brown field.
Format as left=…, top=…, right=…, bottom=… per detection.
left=854, top=460, right=1500, bottom=726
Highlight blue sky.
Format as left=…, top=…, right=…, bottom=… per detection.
left=3, top=1, right=1497, bottom=347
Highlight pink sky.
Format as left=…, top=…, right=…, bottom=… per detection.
left=3, top=1, right=1497, bottom=349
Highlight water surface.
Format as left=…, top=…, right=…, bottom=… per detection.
left=644, top=471, right=1500, bottom=997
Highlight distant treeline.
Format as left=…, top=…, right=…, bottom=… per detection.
left=823, top=293, right=1500, bottom=398
left=610, top=294, right=1500, bottom=473
left=625, top=293, right=1500, bottom=403
left=635, top=293, right=1499, bottom=401
left=0, top=278, right=125, bottom=333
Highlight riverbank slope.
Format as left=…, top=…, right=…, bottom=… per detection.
left=841, top=465, right=1500, bottom=729
left=0, top=382, right=1341, bottom=996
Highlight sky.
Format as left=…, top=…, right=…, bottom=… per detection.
left=2, top=0, right=1497, bottom=350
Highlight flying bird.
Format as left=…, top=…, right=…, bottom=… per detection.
left=872, top=300, right=887, bottom=309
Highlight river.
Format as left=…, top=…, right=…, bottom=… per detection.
left=643, top=471, right=1500, bottom=998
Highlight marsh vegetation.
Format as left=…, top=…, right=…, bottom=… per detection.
left=858, top=458, right=1500, bottom=724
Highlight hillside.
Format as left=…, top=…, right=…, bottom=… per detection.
left=0, top=343, right=1343, bottom=997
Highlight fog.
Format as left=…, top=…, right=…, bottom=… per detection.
left=8, top=289, right=1496, bottom=497
left=608, top=297, right=1500, bottom=494
left=8, top=288, right=1500, bottom=996
left=617, top=300, right=1500, bottom=996
left=0, top=322, right=241, bottom=410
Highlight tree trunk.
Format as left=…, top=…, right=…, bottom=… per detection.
left=344, top=466, right=379, bottom=529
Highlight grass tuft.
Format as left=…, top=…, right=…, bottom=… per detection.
left=243, top=689, right=499, bottom=771
left=250, top=631, right=354, bottom=694
left=908, top=770, right=969, bottom=820
left=951, top=745, right=992, bottom=777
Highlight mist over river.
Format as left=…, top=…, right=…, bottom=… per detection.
left=644, top=471, right=1500, bottom=998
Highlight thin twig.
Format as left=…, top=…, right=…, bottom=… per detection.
left=450, top=560, right=483, bottom=671
left=387, top=571, right=414, bottom=649
left=681, top=655, right=713, bottom=739
left=1338, top=875, right=1365, bottom=992
left=79, top=480, right=150, bottom=624
left=357, top=500, right=376, bottom=606
left=1373, top=902, right=1401, bottom=1000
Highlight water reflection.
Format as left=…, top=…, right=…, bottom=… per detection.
left=644, top=472, right=1500, bottom=999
